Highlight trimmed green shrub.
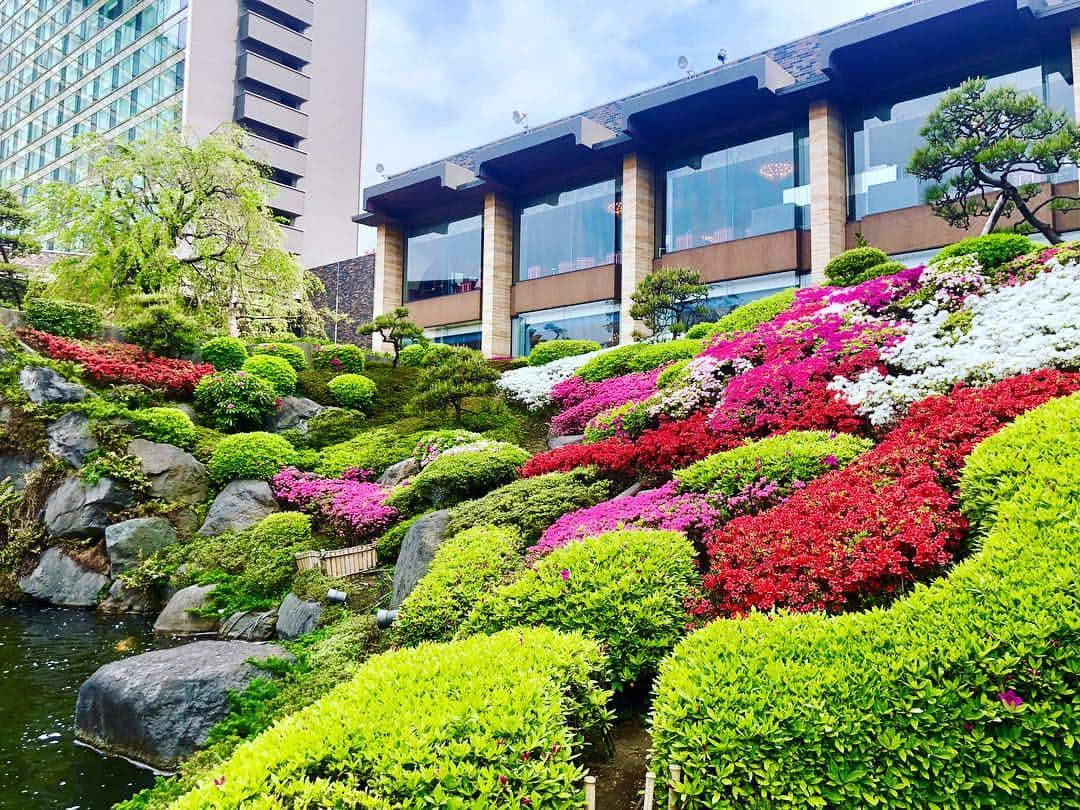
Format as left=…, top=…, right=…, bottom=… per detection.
left=931, top=233, right=1037, bottom=271
left=825, top=246, right=890, bottom=286
left=674, top=430, right=872, bottom=495
left=656, top=358, right=692, bottom=388
left=252, top=342, right=307, bottom=371
left=123, top=305, right=199, bottom=358
left=850, top=259, right=907, bottom=285
left=388, top=442, right=531, bottom=514
left=193, top=371, right=277, bottom=432
left=302, top=407, right=367, bottom=449
left=463, top=529, right=698, bottom=692
left=295, top=368, right=334, bottom=403
left=649, top=392, right=1080, bottom=808
left=316, top=427, right=422, bottom=477
left=446, top=470, right=611, bottom=545
left=394, top=525, right=524, bottom=646
left=327, top=373, right=377, bottom=411
left=207, top=431, right=298, bottom=483
left=399, top=341, right=454, bottom=368
left=528, top=339, right=601, bottom=366
left=685, top=287, right=797, bottom=341
left=24, top=297, right=101, bottom=338
left=241, top=354, right=297, bottom=396
left=312, top=342, right=365, bottom=373
left=169, top=627, right=612, bottom=810
left=128, top=407, right=197, bottom=451
left=199, top=336, right=248, bottom=371
left=412, top=428, right=483, bottom=464
left=575, top=338, right=703, bottom=382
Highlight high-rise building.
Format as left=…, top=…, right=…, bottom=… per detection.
left=0, top=0, right=367, bottom=269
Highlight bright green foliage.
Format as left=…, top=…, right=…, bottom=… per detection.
left=24, top=297, right=101, bottom=338
left=0, top=188, right=39, bottom=309
left=852, top=259, right=908, bottom=284
left=207, top=432, right=297, bottom=483
left=193, top=371, right=277, bottom=432
left=629, top=266, right=708, bottom=339
left=251, top=342, right=307, bottom=371
left=931, top=233, right=1037, bottom=271
left=825, top=246, right=889, bottom=286
left=199, top=336, right=248, bottom=370
left=240, top=354, right=297, bottom=396
left=649, top=393, right=1080, bottom=809
left=398, top=342, right=457, bottom=367
left=123, top=305, right=200, bottom=358
left=656, top=358, right=691, bottom=388
left=312, top=342, right=365, bottom=373
left=316, top=427, right=422, bottom=477
left=327, top=373, right=377, bottom=411
left=411, top=429, right=483, bottom=463
left=463, top=530, right=698, bottom=692
left=388, top=443, right=531, bottom=514
left=408, top=346, right=500, bottom=422
left=128, top=407, right=197, bottom=450
left=575, top=338, right=703, bottom=382
left=168, top=628, right=612, bottom=810
left=675, top=430, right=872, bottom=495
left=356, top=306, right=425, bottom=367
left=686, top=289, right=797, bottom=340
left=528, top=340, right=601, bottom=366
left=301, top=407, right=367, bottom=449
left=446, top=470, right=611, bottom=545
left=393, top=526, right=524, bottom=646
left=583, top=398, right=656, bottom=443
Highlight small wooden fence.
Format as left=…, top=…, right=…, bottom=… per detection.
left=295, top=544, right=378, bottom=578
left=584, top=766, right=680, bottom=809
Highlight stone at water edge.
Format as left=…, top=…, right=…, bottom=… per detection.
left=376, top=456, right=419, bottom=488
left=127, top=438, right=210, bottom=506
left=153, top=583, right=220, bottom=636
left=390, top=509, right=451, bottom=609
left=272, top=395, right=324, bottom=433
left=198, top=479, right=280, bottom=536
left=105, top=517, right=177, bottom=574
left=275, top=593, right=322, bottom=640
left=19, top=366, right=86, bottom=404
left=18, top=547, right=110, bottom=608
left=220, top=609, right=278, bottom=641
left=547, top=433, right=585, bottom=450
left=99, top=578, right=158, bottom=614
left=46, top=411, right=99, bottom=467
left=43, top=476, right=134, bottom=539
left=74, top=640, right=294, bottom=771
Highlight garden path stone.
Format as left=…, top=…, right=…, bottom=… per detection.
left=44, top=476, right=134, bottom=539
left=18, top=547, right=109, bottom=607
left=153, top=584, right=219, bottom=636
left=19, top=366, right=86, bottom=404
left=127, top=439, right=210, bottom=505
left=275, top=593, right=322, bottom=640
left=98, top=578, right=158, bottom=614
left=47, top=412, right=99, bottom=467
left=390, top=509, right=451, bottom=609
left=547, top=433, right=585, bottom=450
left=376, top=457, right=419, bottom=488
left=198, top=479, right=279, bottom=536
left=272, top=395, right=324, bottom=433
left=220, top=610, right=278, bottom=641
left=105, top=517, right=177, bottom=574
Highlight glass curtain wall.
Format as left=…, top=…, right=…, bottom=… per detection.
left=675, top=270, right=802, bottom=329
left=513, top=301, right=620, bottom=357
left=426, top=322, right=482, bottom=351
left=405, top=214, right=483, bottom=302
left=517, top=178, right=620, bottom=280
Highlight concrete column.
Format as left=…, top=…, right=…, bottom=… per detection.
left=808, top=99, right=848, bottom=285
left=1072, top=28, right=1080, bottom=124
left=620, top=153, right=656, bottom=342
left=371, top=222, right=404, bottom=353
left=481, top=192, right=514, bottom=357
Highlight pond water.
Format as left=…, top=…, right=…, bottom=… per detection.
left=0, top=605, right=164, bottom=809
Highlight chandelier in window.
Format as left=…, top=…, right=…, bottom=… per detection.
left=606, top=200, right=623, bottom=215
left=758, top=161, right=794, bottom=182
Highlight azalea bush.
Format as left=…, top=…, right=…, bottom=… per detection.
left=192, top=370, right=277, bottom=431
left=583, top=398, right=656, bottom=442
left=241, top=353, right=297, bottom=396
left=327, top=373, right=377, bottom=411
left=411, top=429, right=483, bottom=467
left=549, top=366, right=663, bottom=436
left=316, top=427, right=424, bottom=478
left=312, top=342, right=365, bottom=373
left=497, top=346, right=612, bottom=410
left=272, top=466, right=398, bottom=543
left=251, top=342, right=307, bottom=371
left=208, top=432, right=298, bottom=483
left=824, top=245, right=888, bottom=286
left=388, top=442, right=530, bottom=514
left=931, top=232, right=1035, bottom=271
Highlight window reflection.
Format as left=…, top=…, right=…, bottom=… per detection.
left=426, top=323, right=482, bottom=351
left=405, top=214, right=482, bottom=302
left=676, top=271, right=801, bottom=330
left=513, top=302, right=620, bottom=357
left=517, top=178, right=620, bottom=281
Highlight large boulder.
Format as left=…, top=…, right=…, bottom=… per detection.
left=275, top=593, right=322, bottom=640
left=19, top=366, right=86, bottom=404
left=390, top=509, right=451, bottom=609
left=198, top=479, right=279, bottom=536
left=127, top=439, right=210, bottom=506
left=44, top=476, right=134, bottom=539
left=547, top=433, right=585, bottom=450
left=272, top=396, right=324, bottom=433
left=47, top=412, right=99, bottom=467
left=18, top=547, right=110, bottom=608
left=153, top=584, right=219, bottom=636
left=0, top=453, right=41, bottom=490
left=105, top=517, right=177, bottom=574
left=98, top=578, right=158, bottom=614
left=74, top=640, right=293, bottom=770
left=220, top=610, right=278, bottom=641
left=376, top=456, right=419, bottom=488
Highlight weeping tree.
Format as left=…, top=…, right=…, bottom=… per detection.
left=908, top=77, right=1080, bottom=244
left=0, top=189, right=39, bottom=308
left=36, top=125, right=304, bottom=335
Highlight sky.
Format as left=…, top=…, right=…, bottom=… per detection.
left=357, top=0, right=902, bottom=249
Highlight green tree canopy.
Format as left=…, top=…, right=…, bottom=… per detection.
left=357, top=306, right=425, bottom=366
left=629, top=266, right=708, bottom=340
left=408, top=347, right=499, bottom=422
left=0, top=189, right=40, bottom=308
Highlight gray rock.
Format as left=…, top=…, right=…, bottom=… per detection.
left=0, top=453, right=41, bottom=490
left=127, top=439, right=210, bottom=506
left=19, top=366, right=86, bottom=404
left=614, top=482, right=644, bottom=500
left=220, top=610, right=277, bottom=641
left=44, top=476, right=134, bottom=539
left=47, top=412, right=99, bottom=467
left=99, top=578, right=158, bottom=614
left=172, top=403, right=198, bottom=422
left=275, top=593, right=322, bottom=640
left=272, top=395, right=324, bottom=433
left=547, top=433, right=585, bottom=450
left=390, top=509, right=451, bottom=609
left=105, top=518, right=177, bottom=574
left=74, top=640, right=293, bottom=770
left=198, top=479, right=279, bottom=536
left=376, top=456, right=419, bottom=488
left=153, top=584, right=219, bottom=636
left=18, top=547, right=110, bottom=607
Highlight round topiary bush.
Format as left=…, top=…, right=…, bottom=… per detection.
left=931, top=233, right=1036, bottom=272
left=193, top=370, right=278, bottom=432
left=327, top=373, right=377, bottom=411
left=852, top=259, right=908, bottom=285
left=207, top=431, right=298, bottom=483
left=123, top=305, right=200, bottom=358
left=388, top=442, right=531, bottom=514
left=200, top=337, right=249, bottom=371
left=24, top=297, right=102, bottom=338
left=824, top=246, right=890, bottom=286
left=312, top=343, right=366, bottom=374
left=528, top=339, right=602, bottom=366
left=242, top=354, right=298, bottom=396
left=129, top=407, right=198, bottom=450
left=252, top=342, right=307, bottom=371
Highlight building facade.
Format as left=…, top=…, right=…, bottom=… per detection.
left=0, top=0, right=367, bottom=269
left=359, top=0, right=1080, bottom=357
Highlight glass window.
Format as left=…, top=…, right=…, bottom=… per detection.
left=664, top=129, right=809, bottom=254
left=426, top=322, right=482, bottom=351
left=512, top=301, right=620, bottom=357
left=517, top=178, right=620, bottom=281
left=676, top=271, right=802, bottom=330
left=848, top=57, right=1076, bottom=219
left=405, top=214, right=482, bottom=302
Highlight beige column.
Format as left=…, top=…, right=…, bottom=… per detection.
left=481, top=192, right=514, bottom=357
left=371, top=222, right=404, bottom=353
left=808, top=99, right=848, bottom=285
left=620, top=153, right=656, bottom=343
left=1072, top=28, right=1080, bottom=125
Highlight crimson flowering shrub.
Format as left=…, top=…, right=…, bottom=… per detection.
left=20, top=328, right=213, bottom=396
left=549, top=367, right=662, bottom=436
left=271, top=466, right=398, bottom=543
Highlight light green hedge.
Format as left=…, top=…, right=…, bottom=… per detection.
left=207, top=431, right=297, bottom=483
left=168, top=628, right=612, bottom=809
left=251, top=342, right=307, bottom=371
left=327, top=373, right=377, bottom=411
left=574, top=338, right=703, bottom=382
left=316, top=427, right=423, bottom=477
left=649, top=392, right=1080, bottom=808
left=24, top=297, right=102, bottom=338
left=241, top=354, right=297, bottom=396
left=685, top=288, right=796, bottom=341
left=128, top=407, right=197, bottom=451
left=199, top=337, right=248, bottom=371
left=388, top=442, right=530, bottom=514
left=931, top=233, right=1036, bottom=272
left=528, top=339, right=601, bottom=366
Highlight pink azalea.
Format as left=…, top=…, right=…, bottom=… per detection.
left=271, top=467, right=397, bottom=542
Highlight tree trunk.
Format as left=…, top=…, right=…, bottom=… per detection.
left=1012, top=190, right=1064, bottom=244
left=981, top=193, right=1007, bottom=236
left=227, top=291, right=241, bottom=338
